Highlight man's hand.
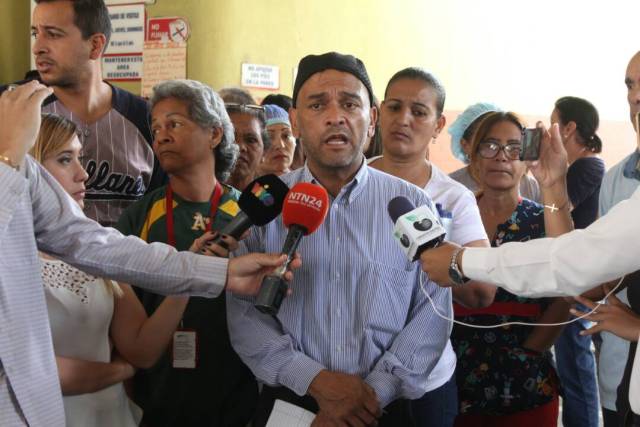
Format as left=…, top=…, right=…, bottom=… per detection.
left=308, top=370, right=381, bottom=427
left=419, top=242, right=462, bottom=287
left=527, top=122, right=568, bottom=189
left=225, top=252, right=301, bottom=296
left=0, top=81, right=53, bottom=164
left=310, top=411, right=339, bottom=427
left=572, top=290, right=640, bottom=342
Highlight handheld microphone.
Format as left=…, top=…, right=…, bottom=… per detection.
left=387, top=196, right=446, bottom=261
left=208, top=174, right=289, bottom=249
left=255, top=182, right=329, bottom=315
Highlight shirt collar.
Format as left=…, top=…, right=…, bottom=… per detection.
left=299, top=157, right=370, bottom=204
left=623, top=150, right=640, bottom=181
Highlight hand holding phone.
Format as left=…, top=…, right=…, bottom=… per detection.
left=520, top=127, right=542, bottom=161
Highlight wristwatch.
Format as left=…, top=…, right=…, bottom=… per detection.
left=448, top=247, right=469, bottom=285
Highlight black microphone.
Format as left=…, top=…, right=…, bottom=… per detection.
left=388, top=196, right=446, bottom=261
left=208, top=174, right=289, bottom=249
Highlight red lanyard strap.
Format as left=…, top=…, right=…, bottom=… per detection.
left=165, top=181, right=223, bottom=247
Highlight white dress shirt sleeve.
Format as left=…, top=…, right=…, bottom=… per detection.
left=462, top=185, right=640, bottom=297
left=0, top=163, right=27, bottom=239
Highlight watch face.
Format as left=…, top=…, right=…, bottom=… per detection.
left=448, top=266, right=463, bottom=284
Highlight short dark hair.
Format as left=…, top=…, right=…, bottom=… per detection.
left=384, top=67, right=446, bottom=117
left=554, top=96, right=602, bottom=153
left=219, top=87, right=256, bottom=105
left=35, top=0, right=112, bottom=46
left=260, top=94, right=293, bottom=112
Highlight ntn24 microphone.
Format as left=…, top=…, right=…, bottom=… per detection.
left=282, top=182, right=329, bottom=234
left=254, top=182, right=329, bottom=315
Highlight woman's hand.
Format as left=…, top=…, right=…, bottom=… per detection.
left=572, top=290, right=640, bottom=342
left=189, top=231, right=244, bottom=258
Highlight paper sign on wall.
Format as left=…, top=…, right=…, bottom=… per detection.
left=105, top=4, right=145, bottom=54
left=141, top=41, right=187, bottom=98
left=102, top=54, right=143, bottom=81
left=241, top=63, right=280, bottom=90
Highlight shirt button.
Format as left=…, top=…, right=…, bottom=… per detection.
left=335, top=310, right=341, bottom=318
left=83, top=129, right=91, bottom=137
left=336, top=346, right=342, bottom=353
left=336, top=273, right=340, bottom=279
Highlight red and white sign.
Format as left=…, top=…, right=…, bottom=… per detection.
left=147, top=17, right=190, bottom=42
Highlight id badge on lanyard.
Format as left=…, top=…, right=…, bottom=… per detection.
left=172, top=327, right=198, bottom=369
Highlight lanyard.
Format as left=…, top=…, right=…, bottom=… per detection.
left=165, top=181, right=223, bottom=247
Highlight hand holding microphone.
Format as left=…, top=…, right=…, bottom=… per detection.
left=387, top=196, right=446, bottom=261
left=255, top=182, right=329, bottom=315
left=207, top=174, right=289, bottom=250
left=387, top=197, right=471, bottom=286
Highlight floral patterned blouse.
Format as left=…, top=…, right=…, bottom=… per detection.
left=451, top=198, right=560, bottom=416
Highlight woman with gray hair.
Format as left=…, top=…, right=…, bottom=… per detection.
left=114, top=79, right=259, bottom=427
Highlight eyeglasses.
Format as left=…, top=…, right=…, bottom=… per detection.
left=224, top=103, right=265, bottom=115
left=477, top=141, right=522, bottom=160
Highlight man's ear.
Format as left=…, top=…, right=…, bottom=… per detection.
left=290, top=108, right=300, bottom=139
left=89, top=33, right=107, bottom=60
left=367, top=106, right=378, bottom=139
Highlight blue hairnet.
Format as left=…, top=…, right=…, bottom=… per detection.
left=448, top=102, right=502, bottom=164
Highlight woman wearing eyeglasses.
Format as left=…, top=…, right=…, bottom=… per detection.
left=451, top=111, right=571, bottom=427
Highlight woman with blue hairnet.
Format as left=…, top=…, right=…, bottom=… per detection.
left=448, top=103, right=541, bottom=202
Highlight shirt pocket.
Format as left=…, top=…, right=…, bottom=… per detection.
left=356, top=260, right=416, bottom=353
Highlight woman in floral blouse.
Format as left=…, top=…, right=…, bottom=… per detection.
left=451, top=111, right=572, bottom=427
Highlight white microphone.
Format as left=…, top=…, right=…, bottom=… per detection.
left=387, top=196, right=446, bottom=261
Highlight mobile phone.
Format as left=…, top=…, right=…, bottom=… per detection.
left=520, top=128, right=542, bottom=161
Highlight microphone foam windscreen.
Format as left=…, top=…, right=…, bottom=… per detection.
left=388, top=196, right=415, bottom=224
left=238, top=174, right=290, bottom=226
left=282, top=182, right=329, bottom=235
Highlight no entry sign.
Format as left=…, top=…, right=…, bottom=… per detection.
left=147, top=17, right=190, bottom=43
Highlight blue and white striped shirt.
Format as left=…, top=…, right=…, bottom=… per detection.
left=227, top=162, right=452, bottom=407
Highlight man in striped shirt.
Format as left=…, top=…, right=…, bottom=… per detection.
left=27, top=0, right=164, bottom=226
left=227, top=52, right=452, bottom=427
